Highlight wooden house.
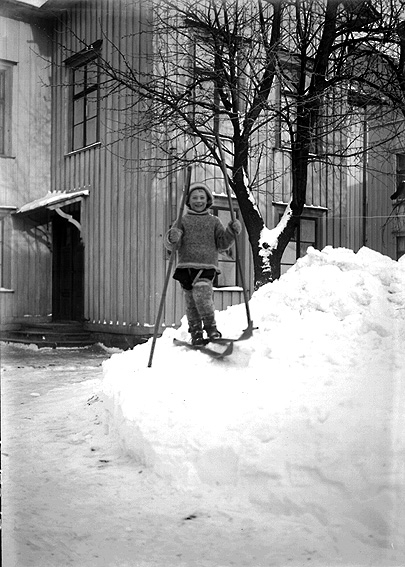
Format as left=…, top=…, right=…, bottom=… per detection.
left=1, top=0, right=404, bottom=347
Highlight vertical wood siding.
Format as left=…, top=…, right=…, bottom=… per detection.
left=366, top=124, right=400, bottom=258
left=52, top=0, right=171, bottom=334
left=0, top=15, right=52, bottom=323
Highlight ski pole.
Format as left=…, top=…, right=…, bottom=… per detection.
left=215, top=135, right=253, bottom=338
left=147, top=165, right=192, bottom=368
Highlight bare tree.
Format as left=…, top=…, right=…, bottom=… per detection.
left=95, top=0, right=405, bottom=287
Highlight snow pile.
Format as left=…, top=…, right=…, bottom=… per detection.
left=102, top=246, right=405, bottom=557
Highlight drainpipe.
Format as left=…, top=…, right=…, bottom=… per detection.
left=362, top=108, right=368, bottom=247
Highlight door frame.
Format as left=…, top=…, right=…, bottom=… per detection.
left=51, top=203, right=84, bottom=322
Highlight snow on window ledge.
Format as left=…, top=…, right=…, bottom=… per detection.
left=213, top=286, right=243, bottom=292
left=0, top=288, right=14, bottom=293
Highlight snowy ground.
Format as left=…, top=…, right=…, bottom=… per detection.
left=2, top=343, right=277, bottom=567
left=102, top=246, right=405, bottom=567
left=2, top=246, right=405, bottom=566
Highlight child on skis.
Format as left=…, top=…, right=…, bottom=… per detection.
left=166, top=184, right=241, bottom=346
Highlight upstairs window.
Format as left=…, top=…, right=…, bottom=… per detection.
left=65, top=41, right=102, bottom=152
left=189, top=34, right=230, bottom=139
left=277, top=62, right=298, bottom=149
left=186, top=24, right=246, bottom=141
left=0, top=60, right=15, bottom=157
left=276, top=55, right=320, bottom=154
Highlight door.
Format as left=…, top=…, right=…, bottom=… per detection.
left=52, top=205, right=84, bottom=321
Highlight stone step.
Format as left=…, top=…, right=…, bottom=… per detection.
left=10, top=330, right=92, bottom=341
left=0, top=322, right=97, bottom=348
left=1, top=336, right=96, bottom=348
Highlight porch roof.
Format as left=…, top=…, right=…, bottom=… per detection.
left=15, top=189, right=89, bottom=216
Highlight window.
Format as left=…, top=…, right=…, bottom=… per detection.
left=274, top=204, right=325, bottom=275
left=394, top=154, right=405, bottom=201
left=189, top=36, right=227, bottom=138
left=277, top=64, right=298, bottom=149
left=212, top=200, right=242, bottom=287
left=276, top=56, right=320, bottom=153
left=397, top=235, right=405, bottom=260
left=65, top=41, right=102, bottom=152
left=0, top=218, right=4, bottom=286
left=187, top=26, right=245, bottom=140
left=280, top=216, right=318, bottom=274
left=0, top=60, right=15, bottom=157
left=0, top=216, right=12, bottom=289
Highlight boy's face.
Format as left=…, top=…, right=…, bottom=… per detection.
left=189, top=189, right=208, bottom=212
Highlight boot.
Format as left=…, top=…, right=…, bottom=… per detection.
left=185, top=290, right=204, bottom=345
left=189, top=324, right=205, bottom=346
left=204, top=324, right=222, bottom=341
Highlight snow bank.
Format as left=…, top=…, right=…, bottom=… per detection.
left=102, top=246, right=405, bottom=558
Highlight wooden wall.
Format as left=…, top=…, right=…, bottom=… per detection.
left=0, top=14, right=52, bottom=326
left=52, top=0, right=176, bottom=335
left=366, top=123, right=401, bottom=258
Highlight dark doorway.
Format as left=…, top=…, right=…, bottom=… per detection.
left=52, top=204, right=84, bottom=321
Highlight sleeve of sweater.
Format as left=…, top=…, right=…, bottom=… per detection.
left=214, top=217, right=236, bottom=251
left=164, top=224, right=183, bottom=250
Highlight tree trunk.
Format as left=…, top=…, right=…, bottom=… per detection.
left=231, top=138, right=270, bottom=288
left=231, top=167, right=266, bottom=288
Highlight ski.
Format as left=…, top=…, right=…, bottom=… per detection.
left=209, top=324, right=255, bottom=344
left=173, top=338, right=234, bottom=359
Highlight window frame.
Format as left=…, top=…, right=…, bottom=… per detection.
left=211, top=195, right=243, bottom=289
left=188, top=33, right=227, bottom=139
left=395, top=154, right=405, bottom=201
left=275, top=54, right=321, bottom=154
left=186, top=26, right=246, bottom=142
left=64, top=41, right=102, bottom=153
left=0, top=60, right=16, bottom=158
left=273, top=202, right=327, bottom=274
left=0, top=215, right=13, bottom=290
left=396, top=234, right=405, bottom=260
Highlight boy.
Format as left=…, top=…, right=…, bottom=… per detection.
left=166, top=184, right=241, bottom=345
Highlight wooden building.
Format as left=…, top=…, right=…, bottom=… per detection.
left=1, top=0, right=404, bottom=346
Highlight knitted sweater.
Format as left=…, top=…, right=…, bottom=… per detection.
left=166, top=210, right=235, bottom=272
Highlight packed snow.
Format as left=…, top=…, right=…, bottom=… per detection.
left=102, top=246, right=405, bottom=566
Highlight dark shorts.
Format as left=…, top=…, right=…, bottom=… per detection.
left=173, top=268, right=217, bottom=290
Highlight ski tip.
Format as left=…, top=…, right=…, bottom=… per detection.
left=237, top=322, right=257, bottom=341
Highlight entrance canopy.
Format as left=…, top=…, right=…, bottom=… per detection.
left=16, top=189, right=89, bottom=216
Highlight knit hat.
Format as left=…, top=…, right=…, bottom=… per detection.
left=186, top=183, right=214, bottom=209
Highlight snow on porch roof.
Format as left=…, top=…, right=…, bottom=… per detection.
left=16, top=189, right=89, bottom=215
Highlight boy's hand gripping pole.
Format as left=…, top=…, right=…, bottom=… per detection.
left=147, top=166, right=192, bottom=368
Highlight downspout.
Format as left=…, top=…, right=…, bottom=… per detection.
left=362, top=107, right=368, bottom=247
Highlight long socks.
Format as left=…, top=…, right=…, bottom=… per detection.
left=184, top=280, right=221, bottom=341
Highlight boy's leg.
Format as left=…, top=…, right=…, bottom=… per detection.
left=192, top=280, right=222, bottom=340
left=184, top=289, right=204, bottom=345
